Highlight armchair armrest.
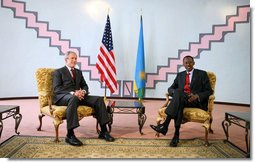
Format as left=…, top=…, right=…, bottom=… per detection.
left=207, top=94, right=215, bottom=114
left=38, top=91, right=54, bottom=115
left=161, top=93, right=170, bottom=108
left=208, top=95, right=215, bottom=101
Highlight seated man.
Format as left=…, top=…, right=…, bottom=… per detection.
left=150, top=55, right=213, bottom=147
left=53, top=51, right=114, bottom=146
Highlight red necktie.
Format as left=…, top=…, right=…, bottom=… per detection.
left=184, top=72, right=190, bottom=94
left=71, top=69, right=75, bottom=80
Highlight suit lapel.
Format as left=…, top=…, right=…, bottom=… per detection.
left=64, top=66, right=74, bottom=81
left=73, top=68, right=81, bottom=85
left=190, top=69, right=197, bottom=89
left=181, top=71, right=186, bottom=87
left=73, top=69, right=79, bottom=84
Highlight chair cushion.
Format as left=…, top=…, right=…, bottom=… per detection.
left=183, top=108, right=210, bottom=122
left=40, top=105, right=94, bottom=120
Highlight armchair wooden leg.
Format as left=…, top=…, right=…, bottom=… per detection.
left=209, top=119, right=214, bottom=134
left=96, top=120, right=100, bottom=134
left=53, top=120, right=63, bottom=143
left=54, top=123, right=60, bottom=143
left=155, top=132, right=160, bottom=137
left=209, top=127, right=214, bottom=134
left=155, top=119, right=163, bottom=137
left=37, top=114, right=45, bottom=131
left=204, top=127, right=209, bottom=147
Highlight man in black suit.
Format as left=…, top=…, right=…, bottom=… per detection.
left=150, top=55, right=213, bottom=147
left=53, top=51, right=114, bottom=146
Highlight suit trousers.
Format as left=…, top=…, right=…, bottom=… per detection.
left=55, top=94, right=109, bottom=130
left=165, top=89, right=201, bottom=126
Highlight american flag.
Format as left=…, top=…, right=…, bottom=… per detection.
left=96, top=15, right=117, bottom=93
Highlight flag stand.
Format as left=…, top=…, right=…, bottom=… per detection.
left=136, top=98, right=144, bottom=105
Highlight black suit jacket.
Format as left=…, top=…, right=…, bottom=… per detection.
left=168, top=69, right=213, bottom=111
left=53, top=66, right=89, bottom=104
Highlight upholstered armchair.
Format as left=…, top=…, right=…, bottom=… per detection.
left=156, top=72, right=216, bottom=146
left=35, top=68, right=102, bottom=142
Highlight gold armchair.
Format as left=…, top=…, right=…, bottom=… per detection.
left=156, top=72, right=216, bottom=146
left=35, top=68, right=98, bottom=142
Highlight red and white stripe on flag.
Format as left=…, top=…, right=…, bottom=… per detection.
left=96, top=15, right=117, bottom=94
left=96, top=44, right=117, bottom=93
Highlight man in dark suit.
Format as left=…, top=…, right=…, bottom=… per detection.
left=150, top=55, right=213, bottom=147
left=53, top=51, right=114, bottom=146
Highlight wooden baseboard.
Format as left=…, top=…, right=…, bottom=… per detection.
left=0, top=96, right=250, bottom=107
left=0, top=96, right=38, bottom=100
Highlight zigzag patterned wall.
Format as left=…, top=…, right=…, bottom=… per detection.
left=146, top=5, right=250, bottom=89
left=1, top=0, right=250, bottom=97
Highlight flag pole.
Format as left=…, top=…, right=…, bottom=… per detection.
left=138, top=8, right=141, bottom=103
left=104, top=7, right=110, bottom=101
left=104, top=85, right=107, bottom=100
left=138, top=8, right=143, bottom=103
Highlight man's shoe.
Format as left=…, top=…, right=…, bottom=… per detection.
left=65, top=135, right=83, bottom=146
left=98, top=132, right=115, bottom=142
left=170, top=135, right=179, bottom=147
left=150, top=124, right=168, bottom=135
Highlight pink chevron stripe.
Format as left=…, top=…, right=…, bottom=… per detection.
left=78, top=57, right=100, bottom=79
left=2, top=0, right=102, bottom=81
left=3, top=0, right=72, bottom=53
left=146, top=6, right=250, bottom=88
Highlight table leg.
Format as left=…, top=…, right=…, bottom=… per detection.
left=245, top=127, right=250, bottom=158
left=0, top=120, right=2, bottom=139
left=138, top=113, right=147, bottom=135
left=13, top=113, right=22, bottom=135
left=222, top=119, right=231, bottom=142
left=108, top=112, right=113, bottom=133
left=107, top=106, right=114, bottom=133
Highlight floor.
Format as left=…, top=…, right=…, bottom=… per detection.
left=0, top=98, right=250, bottom=153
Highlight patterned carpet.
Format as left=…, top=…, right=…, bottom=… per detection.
left=0, top=135, right=246, bottom=159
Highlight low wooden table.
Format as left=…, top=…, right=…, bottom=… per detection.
left=0, top=105, right=22, bottom=139
left=107, top=100, right=146, bottom=135
left=222, top=112, right=250, bottom=158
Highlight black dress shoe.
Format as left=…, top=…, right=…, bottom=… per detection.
left=98, top=132, right=115, bottom=142
left=150, top=124, right=168, bottom=135
left=65, top=135, right=83, bottom=146
left=170, top=135, right=179, bottom=147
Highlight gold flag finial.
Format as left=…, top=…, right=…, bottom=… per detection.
left=108, top=8, right=110, bottom=15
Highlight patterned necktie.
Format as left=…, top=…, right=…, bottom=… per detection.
left=71, top=68, right=76, bottom=80
left=184, top=72, right=190, bottom=94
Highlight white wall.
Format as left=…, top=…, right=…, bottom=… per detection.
left=0, top=0, right=251, bottom=104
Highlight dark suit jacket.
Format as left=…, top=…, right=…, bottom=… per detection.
left=168, top=69, right=213, bottom=111
left=53, top=66, right=89, bottom=104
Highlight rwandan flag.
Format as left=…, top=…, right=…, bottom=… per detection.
left=134, top=15, right=145, bottom=99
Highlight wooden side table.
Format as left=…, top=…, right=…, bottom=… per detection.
left=0, top=105, right=22, bottom=139
left=222, top=112, right=250, bottom=158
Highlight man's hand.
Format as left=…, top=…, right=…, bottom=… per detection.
left=74, top=89, right=86, bottom=100
left=188, top=93, right=199, bottom=103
